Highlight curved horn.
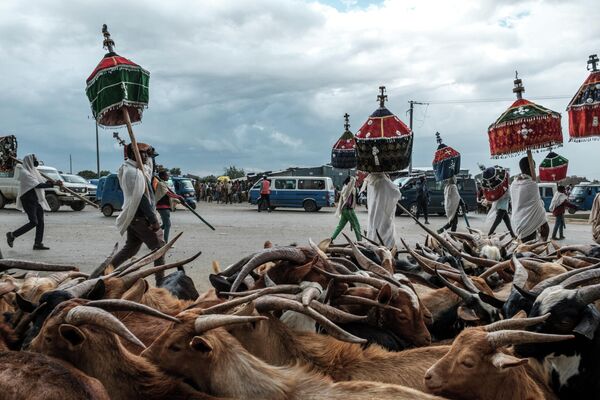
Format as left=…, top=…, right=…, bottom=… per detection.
left=487, top=330, right=574, bottom=349
left=0, top=259, right=77, bottom=272
left=300, top=281, right=323, bottom=306
left=120, top=251, right=202, bottom=289
left=435, top=268, right=474, bottom=302
left=342, top=233, right=391, bottom=277
left=512, top=256, right=529, bottom=289
left=513, top=284, right=538, bottom=301
left=309, top=238, right=328, bottom=261
left=114, top=232, right=183, bottom=276
left=194, top=314, right=267, bottom=334
left=89, top=242, right=119, bottom=279
left=335, top=295, right=405, bottom=314
left=312, top=266, right=386, bottom=289
left=254, top=295, right=366, bottom=344
left=0, top=281, right=16, bottom=297
left=202, top=285, right=302, bottom=314
left=483, top=313, right=550, bottom=332
left=532, top=262, right=600, bottom=294
left=460, top=252, right=497, bottom=269
left=302, top=299, right=368, bottom=323
left=328, top=257, right=360, bottom=272
left=219, top=253, right=256, bottom=277
left=85, top=299, right=180, bottom=323
left=65, top=278, right=104, bottom=298
left=402, top=239, right=457, bottom=274
left=576, top=283, right=600, bottom=306
left=479, top=260, right=512, bottom=280
left=562, top=269, right=600, bottom=289
left=65, top=305, right=146, bottom=348
left=230, top=248, right=308, bottom=292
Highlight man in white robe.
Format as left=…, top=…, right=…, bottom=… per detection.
left=509, top=156, right=549, bottom=242
left=364, top=173, right=400, bottom=248
left=438, top=176, right=462, bottom=233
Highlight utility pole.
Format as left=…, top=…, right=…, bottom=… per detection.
left=95, top=121, right=100, bottom=178
left=69, top=154, right=72, bottom=174
left=408, top=100, right=427, bottom=174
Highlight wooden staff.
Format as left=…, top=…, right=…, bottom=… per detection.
left=122, top=108, right=145, bottom=173
left=527, top=149, right=537, bottom=180
left=11, top=157, right=98, bottom=208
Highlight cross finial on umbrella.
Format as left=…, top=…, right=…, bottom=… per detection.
left=102, top=24, right=115, bottom=53
left=112, top=131, right=126, bottom=147
left=435, top=131, right=442, bottom=145
left=588, top=54, right=599, bottom=72
left=377, top=86, right=388, bottom=107
left=343, top=113, right=350, bottom=131
left=512, top=70, right=525, bottom=99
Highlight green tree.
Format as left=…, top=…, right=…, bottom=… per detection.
left=77, top=170, right=96, bottom=180
left=223, top=165, right=245, bottom=179
left=100, top=170, right=111, bottom=177
left=170, top=167, right=182, bottom=176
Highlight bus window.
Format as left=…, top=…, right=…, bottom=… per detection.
left=275, top=179, right=296, bottom=190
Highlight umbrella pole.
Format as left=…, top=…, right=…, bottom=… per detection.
left=122, top=108, right=145, bottom=172
left=527, top=149, right=537, bottom=180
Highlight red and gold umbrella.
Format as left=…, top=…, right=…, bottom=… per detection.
left=567, top=54, right=600, bottom=142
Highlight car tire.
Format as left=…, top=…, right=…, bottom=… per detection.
left=102, top=204, right=114, bottom=217
left=189, top=202, right=197, bottom=210
left=46, top=194, right=60, bottom=212
left=303, top=200, right=318, bottom=212
left=0, top=192, right=5, bottom=209
left=567, top=208, right=577, bottom=215
left=70, top=201, right=86, bottom=211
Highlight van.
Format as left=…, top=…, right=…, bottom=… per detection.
left=395, top=175, right=478, bottom=216
left=171, top=177, right=197, bottom=209
left=248, top=176, right=335, bottom=212
left=538, top=183, right=555, bottom=212
left=569, top=183, right=600, bottom=213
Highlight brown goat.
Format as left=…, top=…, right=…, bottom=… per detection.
left=227, top=312, right=448, bottom=391
left=142, top=311, right=444, bottom=400
left=424, top=319, right=573, bottom=400
left=29, top=299, right=227, bottom=400
left=0, top=351, right=109, bottom=400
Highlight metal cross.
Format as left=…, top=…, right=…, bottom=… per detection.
left=377, top=86, right=388, bottom=107
left=344, top=113, right=350, bottom=131
left=588, top=54, right=599, bottom=72
left=372, top=146, right=380, bottom=166
left=113, top=132, right=127, bottom=147
left=513, top=70, right=525, bottom=99
left=435, top=131, right=442, bottom=145
left=102, top=24, right=115, bottom=53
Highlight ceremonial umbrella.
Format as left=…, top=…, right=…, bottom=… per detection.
left=487, top=72, right=563, bottom=179
left=432, top=132, right=460, bottom=182
left=567, top=54, right=600, bottom=142
left=331, top=113, right=357, bottom=169
left=355, top=86, right=413, bottom=173
left=85, top=25, right=149, bottom=172
left=538, top=151, right=569, bottom=182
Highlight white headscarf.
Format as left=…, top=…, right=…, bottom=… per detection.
left=116, top=159, right=153, bottom=235
left=335, top=176, right=356, bottom=218
left=444, top=177, right=460, bottom=223
left=16, top=154, right=50, bottom=212
left=549, top=190, right=568, bottom=212
left=365, top=173, right=400, bottom=248
left=510, top=174, right=547, bottom=239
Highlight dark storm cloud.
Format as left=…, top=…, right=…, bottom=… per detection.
left=0, top=0, right=599, bottom=179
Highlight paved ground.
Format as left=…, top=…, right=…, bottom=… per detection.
left=0, top=202, right=594, bottom=292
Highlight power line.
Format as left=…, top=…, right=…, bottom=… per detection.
left=413, top=95, right=571, bottom=105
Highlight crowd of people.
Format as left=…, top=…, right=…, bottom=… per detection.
left=193, top=179, right=252, bottom=204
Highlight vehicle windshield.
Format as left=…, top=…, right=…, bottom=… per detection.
left=38, top=168, right=61, bottom=181
left=395, top=177, right=412, bottom=188
left=178, top=179, right=194, bottom=190
left=61, top=175, right=88, bottom=184
left=571, top=186, right=587, bottom=196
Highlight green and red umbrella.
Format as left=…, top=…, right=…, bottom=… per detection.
left=567, top=54, right=600, bottom=142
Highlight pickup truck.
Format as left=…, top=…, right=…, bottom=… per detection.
left=0, top=164, right=88, bottom=212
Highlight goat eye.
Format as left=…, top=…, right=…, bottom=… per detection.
left=169, top=344, right=182, bottom=352
left=461, top=359, right=475, bottom=368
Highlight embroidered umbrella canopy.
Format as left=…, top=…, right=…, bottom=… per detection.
left=0, top=135, right=17, bottom=174
left=567, top=54, right=600, bottom=142
left=539, top=151, right=569, bottom=182
left=481, top=165, right=510, bottom=202
left=487, top=72, right=563, bottom=179
left=86, top=25, right=149, bottom=171
left=355, top=86, right=413, bottom=173
left=331, top=113, right=357, bottom=169
left=432, top=132, right=460, bottom=182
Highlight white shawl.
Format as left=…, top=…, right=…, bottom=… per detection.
left=16, top=154, right=50, bottom=212
left=335, top=176, right=356, bottom=218
left=510, top=174, right=547, bottom=239
left=116, top=159, right=150, bottom=236
left=444, top=179, right=461, bottom=223
left=589, top=193, right=600, bottom=244
left=365, top=173, right=400, bottom=248
left=484, top=191, right=510, bottom=231
left=549, top=191, right=568, bottom=212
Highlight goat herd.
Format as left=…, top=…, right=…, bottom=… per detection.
left=1, top=222, right=600, bottom=400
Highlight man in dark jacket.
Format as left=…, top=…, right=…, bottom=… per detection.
left=415, top=176, right=430, bottom=224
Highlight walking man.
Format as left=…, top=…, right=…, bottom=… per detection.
left=438, top=176, right=462, bottom=233
left=109, top=143, right=167, bottom=285
left=6, top=154, right=63, bottom=250
left=153, top=170, right=183, bottom=243
left=487, top=191, right=515, bottom=237
left=331, top=176, right=361, bottom=241
left=510, top=156, right=549, bottom=242
left=549, top=185, right=576, bottom=240
left=258, top=176, right=271, bottom=212
left=415, top=176, right=430, bottom=224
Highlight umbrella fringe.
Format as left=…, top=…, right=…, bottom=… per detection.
left=490, top=142, right=563, bottom=159
left=569, top=136, right=600, bottom=143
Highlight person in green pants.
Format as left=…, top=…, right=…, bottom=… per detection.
left=331, top=176, right=362, bottom=241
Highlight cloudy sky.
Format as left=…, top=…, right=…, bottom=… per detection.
left=1, top=0, right=599, bottom=178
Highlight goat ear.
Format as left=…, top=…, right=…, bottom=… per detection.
left=491, top=352, right=528, bottom=369
left=59, top=324, right=86, bottom=349
left=377, top=284, right=393, bottom=305
left=513, top=310, right=527, bottom=319
left=15, top=293, right=35, bottom=313
left=457, top=305, right=480, bottom=321
left=421, top=306, right=433, bottom=325
left=190, top=336, right=212, bottom=353
left=122, top=279, right=148, bottom=302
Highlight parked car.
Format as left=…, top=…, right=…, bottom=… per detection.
left=0, top=164, right=87, bottom=211
left=171, top=177, right=197, bottom=209
left=248, top=176, right=335, bottom=212
left=61, top=173, right=97, bottom=202
left=568, top=183, right=600, bottom=213
left=538, top=183, right=556, bottom=212
left=395, top=174, right=478, bottom=216
left=99, top=174, right=123, bottom=217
